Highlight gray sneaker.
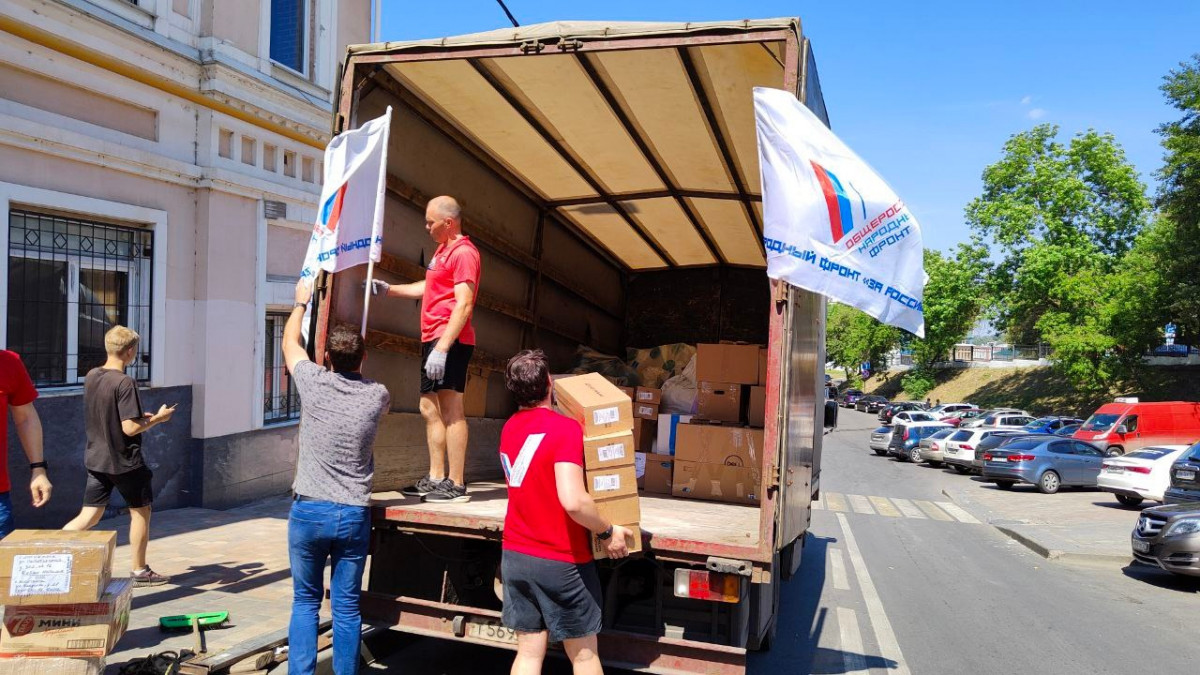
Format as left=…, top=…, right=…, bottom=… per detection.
left=401, top=475, right=440, bottom=498
left=132, top=566, right=170, bottom=587
left=422, top=480, right=470, bottom=503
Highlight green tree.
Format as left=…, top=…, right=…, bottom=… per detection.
left=909, top=244, right=988, bottom=368
left=826, top=303, right=901, bottom=381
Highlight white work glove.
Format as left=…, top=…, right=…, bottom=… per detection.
left=425, top=348, right=448, bottom=383
left=368, top=279, right=390, bottom=296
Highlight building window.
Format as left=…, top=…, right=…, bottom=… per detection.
left=264, top=313, right=300, bottom=423
left=270, top=0, right=307, bottom=74
left=7, top=209, right=153, bottom=386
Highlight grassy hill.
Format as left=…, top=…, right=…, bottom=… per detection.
left=862, top=365, right=1200, bottom=418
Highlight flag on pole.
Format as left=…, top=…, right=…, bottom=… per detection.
left=753, top=88, right=926, bottom=337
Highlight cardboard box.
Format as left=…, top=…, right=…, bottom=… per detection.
left=618, top=386, right=636, bottom=400
left=583, top=432, right=636, bottom=470
left=633, top=402, right=659, bottom=420
left=1, top=579, right=131, bottom=657
left=748, top=386, right=766, bottom=428
left=674, top=424, right=763, bottom=467
left=554, top=373, right=634, bottom=438
left=655, top=414, right=693, bottom=455
left=696, top=382, right=744, bottom=424
left=633, top=418, right=658, bottom=454
left=634, top=387, right=662, bottom=405
left=594, top=494, right=641, bottom=527
left=642, top=454, right=674, bottom=495
left=0, top=532, right=115, bottom=606
left=586, top=465, right=638, bottom=500
left=592, top=525, right=643, bottom=560
left=696, top=343, right=760, bottom=385
left=0, top=656, right=103, bottom=675
left=758, top=348, right=768, bottom=386
left=672, top=460, right=762, bottom=505
left=464, top=368, right=488, bottom=418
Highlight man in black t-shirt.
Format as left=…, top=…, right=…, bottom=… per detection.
left=64, top=326, right=175, bottom=587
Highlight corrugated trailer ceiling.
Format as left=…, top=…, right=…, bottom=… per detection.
left=362, top=20, right=798, bottom=270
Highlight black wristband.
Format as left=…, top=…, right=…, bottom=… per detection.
left=293, top=302, right=307, bottom=311
left=29, top=461, right=47, bottom=470
left=596, top=525, right=613, bottom=541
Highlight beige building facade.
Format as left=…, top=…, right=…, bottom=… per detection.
left=1, top=0, right=370, bottom=525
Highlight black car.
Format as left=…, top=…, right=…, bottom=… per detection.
left=969, top=430, right=1030, bottom=471
left=879, top=401, right=925, bottom=424
left=1164, top=441, right=1200, bottom=504
left=855, top=395, right=889, bottom=413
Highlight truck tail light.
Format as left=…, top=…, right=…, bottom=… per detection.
left=673, top=569, right=742, bottom=603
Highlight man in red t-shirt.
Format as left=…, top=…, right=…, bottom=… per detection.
left=497, top=350, right=631, bottom=675
left=0, top=350, right=54, bottom=536
left=371, top=195, right=480, bottom=503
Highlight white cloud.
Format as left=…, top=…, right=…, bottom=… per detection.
left=1020, top=95, right=1032, bottom=105
left=1027, top=108, right=1046, bottom=120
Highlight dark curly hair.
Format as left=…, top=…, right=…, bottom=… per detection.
left=326, top=324, right=365, bottom=372
left=506, top=349, right=550, bottom=408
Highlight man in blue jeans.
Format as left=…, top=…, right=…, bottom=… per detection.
left=283, top=281, right=390, bottom=675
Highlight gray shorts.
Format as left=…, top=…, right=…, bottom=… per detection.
left=501, top=550, right=603, bottom=642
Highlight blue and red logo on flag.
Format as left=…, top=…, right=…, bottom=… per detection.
left=315, top=183, right=348, bottom=236
left=810, top=161, right=864, bottom=244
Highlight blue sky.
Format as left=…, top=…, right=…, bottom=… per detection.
left=378, top=1, right=1198, bottom=252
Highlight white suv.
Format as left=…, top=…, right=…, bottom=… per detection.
left=943, top=428, right=1028, bottom=473
left=928, top=403, right=975, bottom=419
left=960, top=409, right=1029, bottom=429
left=972, top=413, right=1036, bottom=430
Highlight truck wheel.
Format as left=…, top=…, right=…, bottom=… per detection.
left=1037, top=471, right=1061, bottom=494
left=1116, top=494, right=1144, bottom=507
left=1105, top=446, right=1124, bottom=457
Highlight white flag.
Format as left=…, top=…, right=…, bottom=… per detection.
left=754, top=88, right=925, bottom=337
left=299, top=107, right=392, bottom=281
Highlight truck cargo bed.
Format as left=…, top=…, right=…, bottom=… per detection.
left=372, top=482, right=760, bottom=551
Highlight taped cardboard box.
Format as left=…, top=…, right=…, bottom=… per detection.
left=748, top=386, right=766, bottom=428
left=696, top=382, right=744, bottom=424
left=0, top=531, right=115, bottom=606
left=634, top=387, right=662, bottom=405
left=0, top=655, right=103, bottom=675
left=655, top=414, right=693, bottom=455
left=592, top=525, right=643, bottom=560
left=633, top=402, right=659, bottom=421
left=1, top=579, right=131, bottom=657
left=583, top=432, right=635, bottom=470
left=632, top=418, right=658, bottom=454
left=695, top=344, right=759, bottom=385
left=671, top=460, right=762, bottom=505
left=585, top=465, right=638, bottom=500
left=594, top=494, right=641, bottom=527
left=554, top=373, right=634, bottom=438
left=674, top=424, right=764, bottom=468
left=642, top=454, right=674, bottom=495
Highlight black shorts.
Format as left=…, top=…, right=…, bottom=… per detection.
left=83, top=467, right=154, bottom=509
left=501, top=550, right=602, bottom=642
left=420, top=340, right=474, bottom=394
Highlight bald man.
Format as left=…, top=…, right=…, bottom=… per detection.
left=372, top=196, right=480, bottom=503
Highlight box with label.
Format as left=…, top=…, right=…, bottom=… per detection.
left=0, top=532, right=115, bottom=606
left=655, top=414, right=693, bottom=455
left=758, top=348, right=768, bottom=386
left=696, top=344, right=760, bottom=385
left=633, top=402, right=659, bottom=421
left=634, top=387, right=662, bottom=405
left=583, top=432, right=635, bottom=470
left=0, top=655, right=104, bottom=675
left=674, top=424, right=763, bottom=467
left=594, top=493, right=641, bottom=527
left=1, top=579, right=131, bottom=657
left=642, top=454, right=674, bottom=495
left=672, top=461, right=762, bottom=505
left=585, top=465, right=638, bottom=500
left=553, top=373, right=634, bottom=438
left=592, top=525, right=644, bottom=560
left=748, top=386, right=766, bottom=428
left=633, top=418, right=658, bottom=454
left=696, top=382, right=744, bottom=424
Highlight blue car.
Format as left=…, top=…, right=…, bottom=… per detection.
left=1023, top=416, right=1084, bottom=434
left=1053, top=423, right=1082, bottom=437
left=982, top=435, right=1106, bottom=494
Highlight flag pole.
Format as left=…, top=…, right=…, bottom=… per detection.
left=361, top=106, right=393, bottom=337
left=360, top=260, right=375, bottom=336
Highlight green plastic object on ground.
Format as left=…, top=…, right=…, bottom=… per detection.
left=159, top=612, right=230, bottom=630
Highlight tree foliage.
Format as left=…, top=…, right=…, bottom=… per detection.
left=825, top=303, right=901, bottom=377
left=909, top=245, right=988, bottom=368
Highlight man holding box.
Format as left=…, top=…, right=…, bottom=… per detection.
left=499, top=350, right=630, bottom=675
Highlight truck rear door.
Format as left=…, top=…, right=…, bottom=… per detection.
left=775, top=285, right=825, bottom=549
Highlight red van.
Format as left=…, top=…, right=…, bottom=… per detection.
left=1074, top=399, right=1200, bottom=456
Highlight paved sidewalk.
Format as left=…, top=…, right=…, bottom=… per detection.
left=102, top=496, right=310, bottom=672
left=942, top=478, right=1144, bottom=565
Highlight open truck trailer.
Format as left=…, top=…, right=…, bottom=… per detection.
left=311, top=18, right=831, bottom=674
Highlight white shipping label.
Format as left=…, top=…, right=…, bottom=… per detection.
left=637, top=405, right=656, bottom=417
left=635, top=453, right=647, bottom=478
left=637, top=391, right=654, bottom=401
left=597, top=443, right=627, bottom=463
left=593, top=406, right=620, bottom=426
left=592, top=474, right=622, bottom=492
left=10, top=554, right=73, bottom=597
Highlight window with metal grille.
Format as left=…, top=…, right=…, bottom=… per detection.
left=264, top=313, right=300, bottom=423
left=7, top=209, right=153, bottom=386
left=269, top=0, right=306, bottom=74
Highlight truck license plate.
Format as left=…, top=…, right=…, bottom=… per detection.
left=466, top=620, right=518, bottom=645
left=1178, top=470, right=1197, bottom=481
left=1132, top=539, right=1150, bottom=553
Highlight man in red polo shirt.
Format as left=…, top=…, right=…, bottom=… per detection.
left=0, top=350, right=53, bottom=536
left=371, top=195, right=480, bottom=503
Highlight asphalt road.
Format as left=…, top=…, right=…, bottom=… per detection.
left=369, top=410, right=1200, bottom=674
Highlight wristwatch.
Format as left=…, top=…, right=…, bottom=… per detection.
left=596, top=525, right=613, bottom=541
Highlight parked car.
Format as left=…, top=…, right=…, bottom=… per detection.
left=1163, top=441, right=1200, bottom=504
left=971, top=413, right=1037, bottom=431
left=1075, top=399, right=1200, bottom=456
left=1098, top=445, right=1190, bottom=507
left=841, top=389, right=864, bottom=408
left=1023, top=416, right=1084, bottom=434
left=982, top=436, right=1106, bottom=494
left=893, top=411, right=938, bottom=425
left=869, top=427, right=895, bottom=456
left=1131, top=502, right=1200, bottom=577
left=918, top=428, right=958, bottom=467
left=879, top=402, right=925, bottom=424
left=940, top=408, right=984, bottom=427
left=856, top=395, right=890, bottom=413
left=960, top=409, right=1031, bottom=429
left=928, top=403, right=975, bottom=419
left=888, top=421, right=954, bottom=463
left=1053, top=423, right=1082, bottom=437
left=970, top=430, right=1030, bottom=471
left=943, top=428, right=1025, bottom=474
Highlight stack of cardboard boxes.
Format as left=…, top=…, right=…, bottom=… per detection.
left=553, top=373, right=643, bottom=559
left=0, top=531, right=129, bottom=674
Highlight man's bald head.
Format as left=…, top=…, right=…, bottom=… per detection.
left=425, top=195, right=463, bottom=244
left=428, top=196, right=462, bottom=223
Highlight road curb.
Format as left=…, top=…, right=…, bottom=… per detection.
left=940, top=489, right=1134, bottom=566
